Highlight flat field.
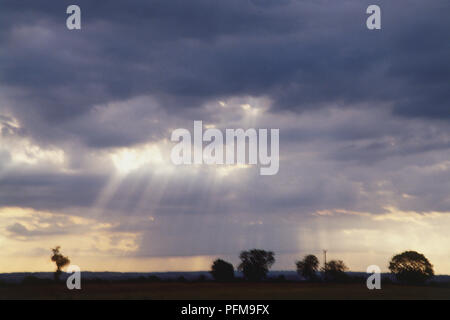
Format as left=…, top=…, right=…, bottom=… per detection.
left=0, top=282, right=449, bottom=299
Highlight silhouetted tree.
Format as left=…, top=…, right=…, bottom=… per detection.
left=238, top=249, right=275, bottom=281
left=210, top=259, right=235, bottom=281
left=322, top=260, right=348, bottom=282
left=296, top=254, right=319, bottom=281
left=389, top=250, right=434, bottom=284
left=50, top=246, right=70, bottom=281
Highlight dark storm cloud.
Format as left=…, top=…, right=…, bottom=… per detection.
left=0, top=0, right=304, bottom=127
left=1, top=0, right=450, bottom=261
left=0, top=0, right=449, bottom=150
left=0, top=169, right=106, bottom=210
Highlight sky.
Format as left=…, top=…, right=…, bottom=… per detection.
left=0, top=0, right=449, bottom=274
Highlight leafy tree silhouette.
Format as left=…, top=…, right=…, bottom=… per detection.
left=238, top=249, right=275, bottom=281
left=210, top=259, right=235, bottom=281
left=50, top=246, right=70, bottom=281
left=389, top=250, right=434, bottom=284
left=322, top=260, right=348, bottom=282
left=296, top=254, right=320, bottom=281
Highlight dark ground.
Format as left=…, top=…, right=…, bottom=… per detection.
left=1, top=282, right=449, bottom=299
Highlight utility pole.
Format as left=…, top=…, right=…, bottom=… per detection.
left=323, top=250, right=327, bottom=267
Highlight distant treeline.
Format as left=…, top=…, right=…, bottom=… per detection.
left=208, top=249, right=436, bottom=285
left=0, top=247, right=439, bottom=287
